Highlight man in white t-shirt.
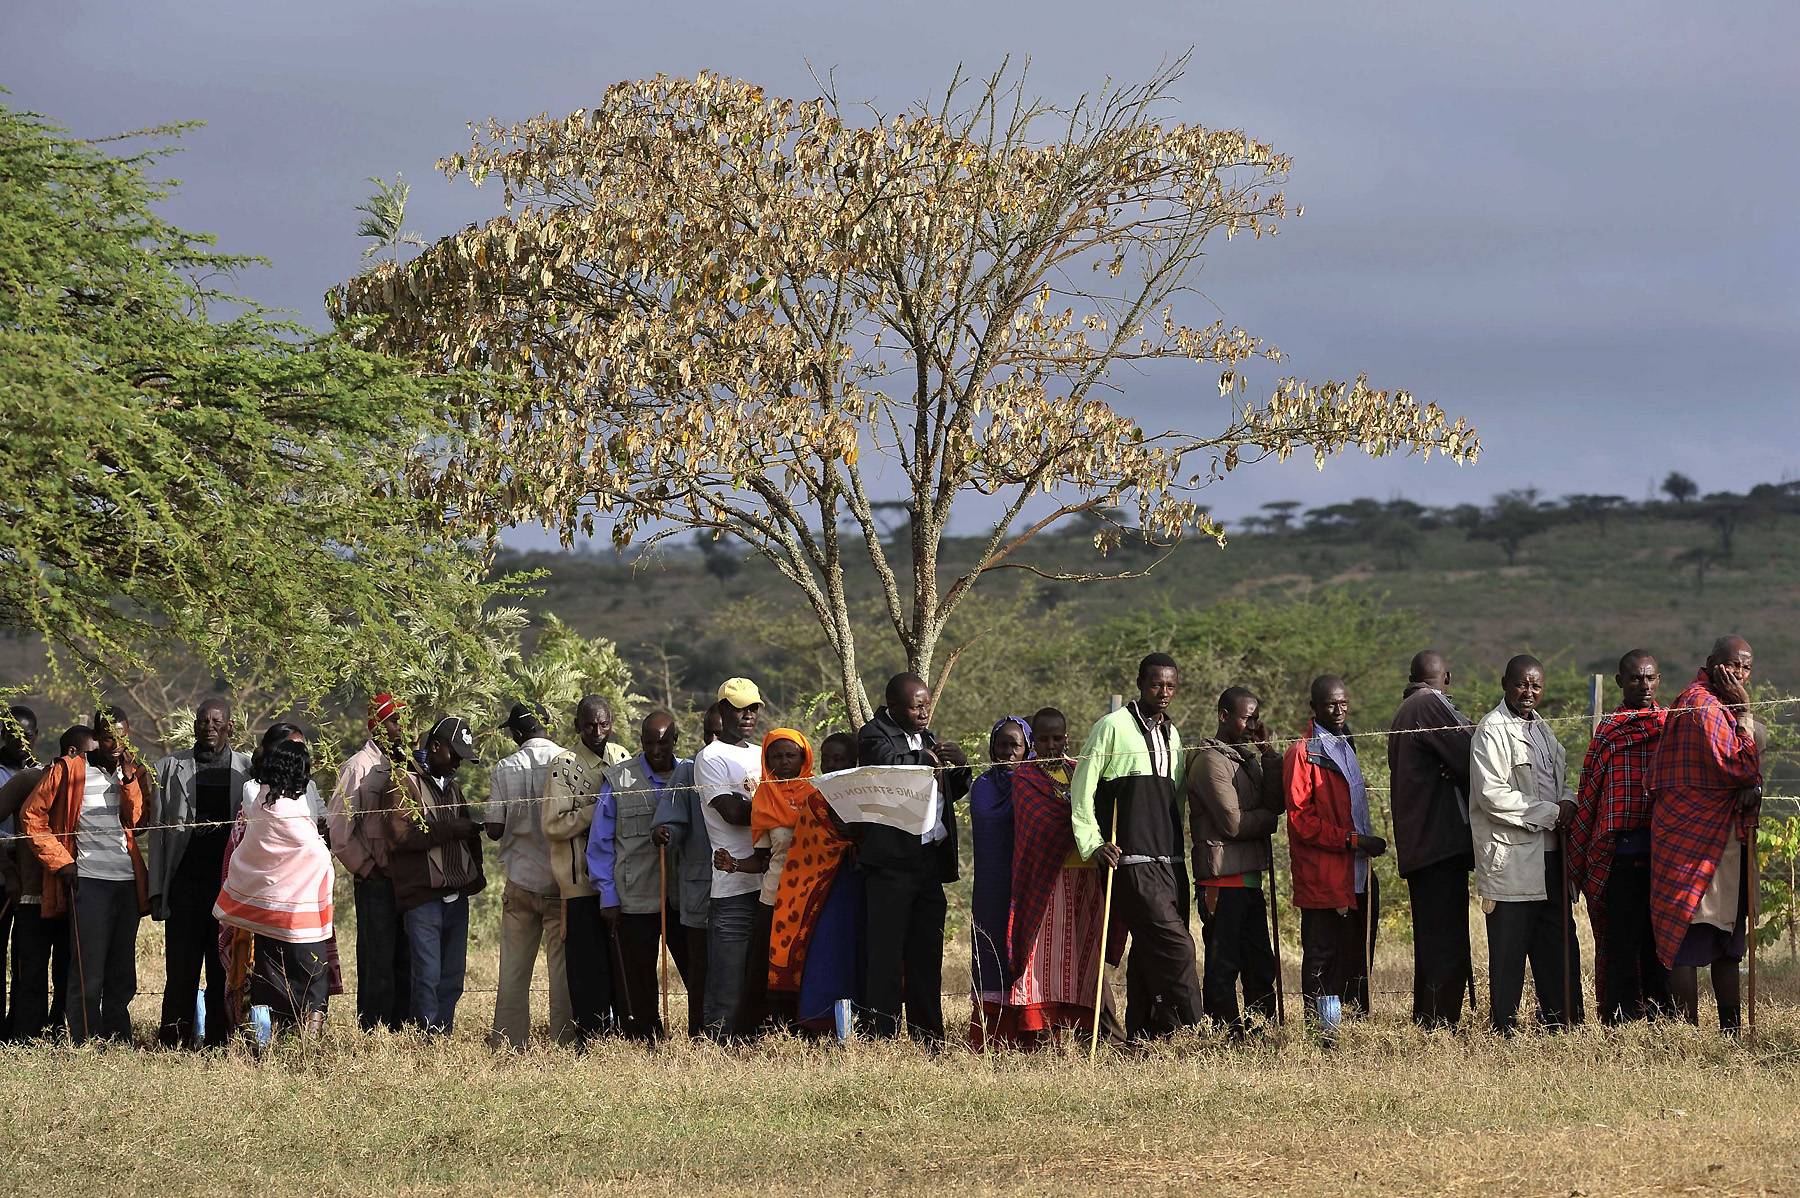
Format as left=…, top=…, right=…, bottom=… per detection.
left=693, top=678, right=765, bottom=1040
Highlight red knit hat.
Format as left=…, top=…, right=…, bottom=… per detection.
left=367, top=693, right=407, bottom=730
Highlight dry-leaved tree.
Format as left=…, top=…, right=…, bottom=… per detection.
left=332, top=62, right=1479, bottom=723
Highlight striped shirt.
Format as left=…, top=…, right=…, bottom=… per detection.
left=75, top=764, right=133, bottom=881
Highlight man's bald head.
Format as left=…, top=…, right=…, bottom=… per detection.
left=1409, top=650, right=1449, bottom=687
left=1503, top=654, right=1544, bottom=684
left=640, top=709, right=679, bottom=768
left=1709, top=635, right=1753, bottom=666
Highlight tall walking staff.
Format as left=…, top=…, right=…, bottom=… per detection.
left=1267, top=839, right=1286, bottom=1027
left=1559, top=673, right=1605, bottom=1028
left=658, top=844, right=671, bottom=1034
left=1747, top=819, right=1760, bottom=1046
left=1089, top=694, right=1123, bottom=1062
left=1560, top=839, right=1574, bottom=1026
left=1362, top=866, right=1375, bottom=1017
left=69, top=875, right=90, bottom=1042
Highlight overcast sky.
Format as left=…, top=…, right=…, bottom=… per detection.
left=6, top=0, right=1796, bottom=540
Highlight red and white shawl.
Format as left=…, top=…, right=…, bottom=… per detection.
left=214, top=788, right=335, bottom=944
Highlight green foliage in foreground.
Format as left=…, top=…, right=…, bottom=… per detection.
left=0, top=104, right=501, bottom=703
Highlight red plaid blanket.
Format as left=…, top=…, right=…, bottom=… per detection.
left=1648, top=674, right=1761, bottom=967
left=1567, top=705, right=1665, bottom=903
left=1008, top=761, right=1078, bottom=978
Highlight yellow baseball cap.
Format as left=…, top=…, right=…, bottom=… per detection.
left=717, top=677, right=763, bottom=708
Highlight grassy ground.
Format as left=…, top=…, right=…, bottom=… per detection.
left=4, top=908, right=1799, bottom=1196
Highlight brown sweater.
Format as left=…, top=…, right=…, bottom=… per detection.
left=382, top=768, right=485, bottom=913
left=1186, top=737, right=1284, bottom=881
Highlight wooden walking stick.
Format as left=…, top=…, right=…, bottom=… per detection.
left=1747, top=822, right=1759, bottom=1045
left=1088, top=695, right=1125, bottom=1061
left=1561, top=834, right=1575, bottom=1027
left=1267, top=842, right=1286, bottom=1026
left=1088, top=803, right=1119, bottom=1062
left=69, top=876, right=90, bottom=1043
left=658, top=845, right=671, bottom=1034
left=1362, top=870, right=1375, bottom=1017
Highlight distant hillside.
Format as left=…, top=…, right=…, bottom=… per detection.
left=505, top=487, right=1800, bottom=707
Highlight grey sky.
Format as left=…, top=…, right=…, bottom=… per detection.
left=6, top=0, right=1796, bottom=538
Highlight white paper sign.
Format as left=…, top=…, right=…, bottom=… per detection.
left=813, top=765, right=940, bottom=838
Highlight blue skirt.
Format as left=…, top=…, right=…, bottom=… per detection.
left=797, top=867, right=866, bottom=1025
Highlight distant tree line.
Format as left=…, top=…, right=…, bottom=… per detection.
left=1228, top=473, right=1800, bottom=585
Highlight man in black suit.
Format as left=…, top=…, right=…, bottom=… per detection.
left=856, top=673, right=970, bottom=1043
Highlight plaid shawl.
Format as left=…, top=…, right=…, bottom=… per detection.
left=1567, top=705, right=1666, bottom=903
left=1648, top=674, right=1761, bottom=967
left=1008, top=761, right=1078, bottom=978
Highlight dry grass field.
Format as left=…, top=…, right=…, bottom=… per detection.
left=3, top=910, right=1798, bottom=1197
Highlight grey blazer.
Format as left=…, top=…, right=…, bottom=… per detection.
left=150, top=747, right=252, bottom=912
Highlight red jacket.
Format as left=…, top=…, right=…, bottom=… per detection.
left=1283, top=731, right=1359, bottom=910
left=19, top=754, right=151, bottom=919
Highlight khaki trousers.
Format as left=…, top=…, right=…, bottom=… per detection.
left=489, top=880, right=572, bottom=1047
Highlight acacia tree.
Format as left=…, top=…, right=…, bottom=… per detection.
left=0, top=105, right=503, bottom=705
left=332, top=64, right=1479, bottom=722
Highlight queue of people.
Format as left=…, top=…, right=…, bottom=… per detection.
left=0, top=632, right=1768, bottom=1047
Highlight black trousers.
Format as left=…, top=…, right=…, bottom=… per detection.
left=563, top=894, right=617, bottom=1043
left=678, top=923, right=708, bottom=1037
left=8, top=903, right=68, bottom=1041
left=1407, top=859, right=1472, bottom=1028
left=67, top=877, right=139, bottom=1045
left=159, top=868, right=228, bottom=1048
left=1485, top=851, right=1583, bottom=1033
left=1300, top=874, right=1378, bottom=1016
left=352, top=873, right=411, bottom=1032
left=1115, top=861, right=1203, bottom=1039
left=1600, top=854, right=1671, bottom=1024
left=613, top=911, right=664, bottom=1041
left=1197, top=884, right=1277, bottom=1033
left=862, top=864, right=946, bottom=1043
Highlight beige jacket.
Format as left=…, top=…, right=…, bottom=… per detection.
left=1470, top=703, right=1569, bottom=903
left=540, top=740, right=629, bottom=899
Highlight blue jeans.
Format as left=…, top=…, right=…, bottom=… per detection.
left=703, top=892, right=759, bottom=1040
left=403, top=895, right=470, bottom=1034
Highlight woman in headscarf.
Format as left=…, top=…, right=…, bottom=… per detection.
left=215, top=734, right=335, bottom=1038
left=766, top=729, right=863, bottom=1035
left=744, top=728, right=814, bottom=1033
left=968, top=715, right=1031, bottom=1046
left=1002, top=707, right=1111, bottom=1048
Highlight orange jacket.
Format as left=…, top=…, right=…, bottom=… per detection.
left=19, top=754, right=151, bottom=919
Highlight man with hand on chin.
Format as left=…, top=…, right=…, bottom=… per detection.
left=1648, top=636, right=1763, bottom=1032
